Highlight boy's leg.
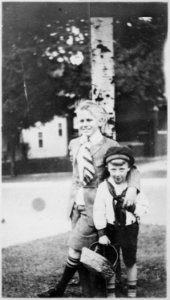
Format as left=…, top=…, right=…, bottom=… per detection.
left=126, top=263, right=137, bottom=298
left=121, top=223, right=139, bottom=298
left=54, top=248, right=81, bottom=295
left=107, top=273, right=116, bottom=297
left=38, top=248, right=81, bottom=297
left=115, top=248, right=122, bottom=288
left=106, top=225, right=122, bottom=292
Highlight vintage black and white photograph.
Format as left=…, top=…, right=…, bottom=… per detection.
left=1, top=1, right=168, bottom=298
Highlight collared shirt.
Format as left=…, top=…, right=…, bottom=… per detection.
left=88, top=129, right=103, bottom=145
left=93, top=178, right=149, bottom=229
left=75, top=130, right=103, bottom=206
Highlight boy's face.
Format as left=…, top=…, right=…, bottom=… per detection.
left=77, top=110, right=99, bottom=137
left=107, top=159, right=130, bottom=184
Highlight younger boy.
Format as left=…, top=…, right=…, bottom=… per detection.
left=93, top=146, right=149, bottom=298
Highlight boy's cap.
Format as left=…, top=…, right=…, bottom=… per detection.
left=104, top=146, right=135, bottom=165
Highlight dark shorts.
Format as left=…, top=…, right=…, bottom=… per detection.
left=68, top=204, right=98, bottom=251
left=106, top=222, right=139, bottom=267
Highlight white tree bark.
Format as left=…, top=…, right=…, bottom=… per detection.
left=91, top=17, right=116, bottom=139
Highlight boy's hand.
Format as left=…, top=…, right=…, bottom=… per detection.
left=126, top=204, right=136, bottom=213
left=123, top=187, right=137, bottom=207
left=99, top=235, right=111, bottom=245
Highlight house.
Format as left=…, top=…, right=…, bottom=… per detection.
left=21, top=116, right=68, bottom=159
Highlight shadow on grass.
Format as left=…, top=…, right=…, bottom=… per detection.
left=2, top=224, right=166, bottom=298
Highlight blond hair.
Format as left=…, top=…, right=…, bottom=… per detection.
left=76, top=100, right=108, bottom=126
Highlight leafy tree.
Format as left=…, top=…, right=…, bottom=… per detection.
left=114, top=15, right=167, bottom=142
left=2, top=3, right=167, bottom=174
left=115, top=15, right=167, bottom=105
left=2, top=3, right=91, bottom=174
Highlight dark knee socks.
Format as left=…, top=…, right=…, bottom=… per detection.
left=56, top=256, right=80, bottom=294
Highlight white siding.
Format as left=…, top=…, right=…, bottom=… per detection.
left=22, top=116, right=68, bottom=158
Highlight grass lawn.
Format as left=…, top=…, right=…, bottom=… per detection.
left=2, top=224, right=166, bottom=298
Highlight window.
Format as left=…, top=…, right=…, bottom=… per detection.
left=58, top=123, right=62, bottom=136
left=38, top=132, right=43, bottom=148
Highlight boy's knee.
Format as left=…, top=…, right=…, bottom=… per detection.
left=124, top=255, right=136, bottom=268
left=68, top=247, right=81, bottom=259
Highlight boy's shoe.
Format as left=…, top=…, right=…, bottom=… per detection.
left=38, top=287, right=64, bottom=298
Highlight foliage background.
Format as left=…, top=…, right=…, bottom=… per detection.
left=2, top=2, right=167, bottom=173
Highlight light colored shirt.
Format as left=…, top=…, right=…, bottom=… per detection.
left=93, top=177, right=149, bottom=229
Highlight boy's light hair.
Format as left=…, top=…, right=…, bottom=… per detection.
left=76, top=100, right=108, bottom=126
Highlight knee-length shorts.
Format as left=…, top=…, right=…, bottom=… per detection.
left=68, top=204, right=98, bottom=252
left=106, top=222, right=139, bottom=268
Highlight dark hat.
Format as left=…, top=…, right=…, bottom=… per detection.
left=104, top=146, right=135, bottom=165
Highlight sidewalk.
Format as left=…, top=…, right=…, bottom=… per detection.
left=137, top=156, right=167, bottom=177
left=2, top=156, right=167, bottom=183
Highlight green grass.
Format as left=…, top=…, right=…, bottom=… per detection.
left=2, top=224, right=166, bottom=298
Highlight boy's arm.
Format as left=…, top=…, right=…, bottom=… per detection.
left=134, top=192, right=149, bottom=219
left=93, top=184, right=107, bottom=235
left=124, top=166, right=140, bottom=207
left=93, top=185, right=111, bottom=245
left=127, top=166, right=140, bottom=191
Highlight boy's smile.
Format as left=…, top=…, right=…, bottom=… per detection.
left=107, top=159, right=130, bottom=184
left=77, top=110, right=100, bottom=137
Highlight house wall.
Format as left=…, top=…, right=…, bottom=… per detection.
left=21, top=116, right=68, bottom=159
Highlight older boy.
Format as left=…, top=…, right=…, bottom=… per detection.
left=39, top=101, right=140, bottom=297
left=93, top=146, right=149, bottom=298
